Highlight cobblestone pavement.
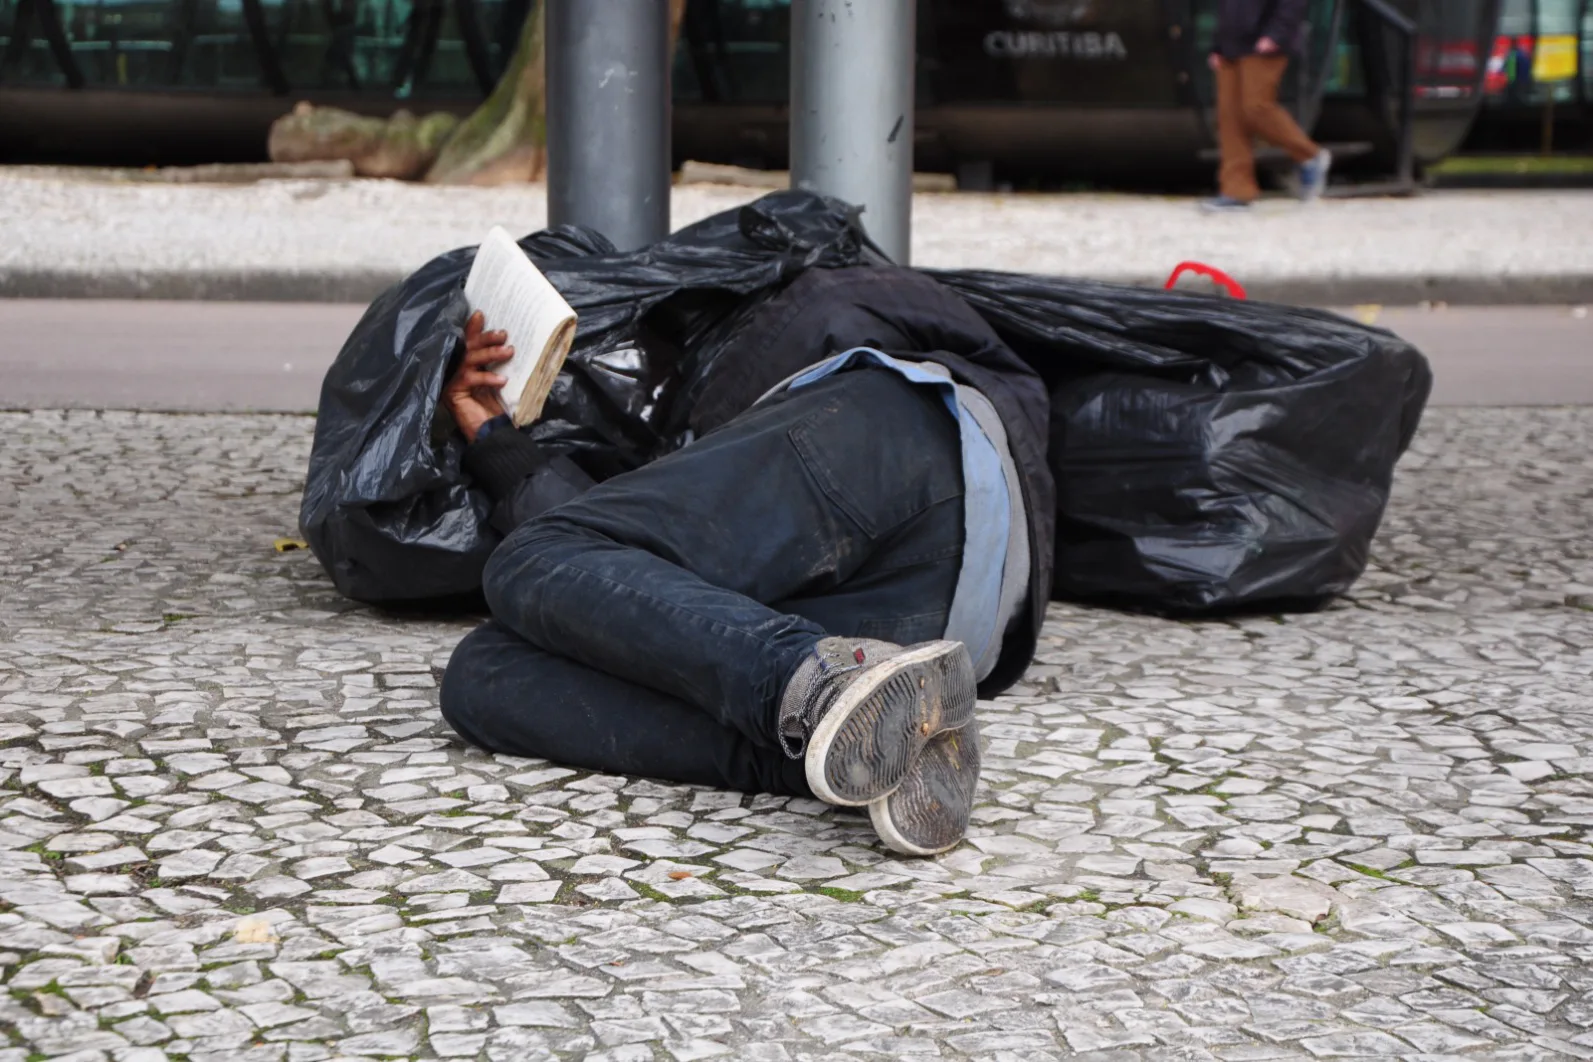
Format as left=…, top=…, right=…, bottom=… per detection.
left=2, top=406, right=1591, bottom=1062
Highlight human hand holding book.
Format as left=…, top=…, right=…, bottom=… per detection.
left=443, top=311, right=513, bottom=442
left=444, top=226, right=579, bottom=442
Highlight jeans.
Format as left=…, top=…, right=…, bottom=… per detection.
left=440, top=368, right=965, bottom=796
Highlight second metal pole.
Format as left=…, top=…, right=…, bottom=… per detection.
left=546, top=0, right=671, bottom=252
left=789, top=0, right=916, bottom=264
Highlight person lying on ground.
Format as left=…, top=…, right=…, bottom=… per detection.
left=436, top=267, right=1053, bottom=856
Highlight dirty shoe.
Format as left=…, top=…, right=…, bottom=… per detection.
left=870, top=719, right=982, bottom=856
left=779, top=637, right=976, bottom=807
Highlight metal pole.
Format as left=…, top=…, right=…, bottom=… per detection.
left=790, top=0, right=915, bottom=264
left=546, top=0, right=671, bottom=252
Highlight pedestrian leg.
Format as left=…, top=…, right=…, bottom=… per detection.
left=1216, top=57, right=1261, bottom=202
left=1237, top=55, right=1321, bottom=164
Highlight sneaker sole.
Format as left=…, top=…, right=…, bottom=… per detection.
left=870, top=722, right=982, bottom=857
left=804, top=640, right=976, bottom=807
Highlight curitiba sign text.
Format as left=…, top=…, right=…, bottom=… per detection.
left=984, top=30, right=1129, bottom=59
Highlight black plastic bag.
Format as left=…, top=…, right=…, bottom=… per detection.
left=932, top=270, right=1432, bottom=612
left=300, top=192, right=883, bottom=603
left=304, top=189, right=1431, bottom=616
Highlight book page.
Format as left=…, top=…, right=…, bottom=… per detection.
left=462, top=226, right=579, bottom=426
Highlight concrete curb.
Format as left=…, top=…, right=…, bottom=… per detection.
left=3, top=267, right=1591, bottom=306
left=0, top=268, right=405, bottom=304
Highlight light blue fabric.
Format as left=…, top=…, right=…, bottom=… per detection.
left=778, top=347, right=1014, bottom=678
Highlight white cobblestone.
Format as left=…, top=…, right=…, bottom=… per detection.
left=1, top=406, right=1591, bottom=1059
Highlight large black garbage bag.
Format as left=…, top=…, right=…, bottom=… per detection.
left=304, top=186, right=1431, bottom=615
left=931, top=270, right=1432, bottom=612
left=301, top=192, right=882, bottom=603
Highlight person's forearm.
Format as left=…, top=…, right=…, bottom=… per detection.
left=462, top=421, right=545, bottom=503
left=463, top=423, right=598, bottom=533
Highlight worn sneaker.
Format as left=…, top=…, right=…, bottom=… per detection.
left=869, top=720, right=982, bottom=856
left=1295, top=148, right=1333, bottom=201
left=1198, top=195, right=1252, bottom=214
left=779, top=637, right=976, bottom=807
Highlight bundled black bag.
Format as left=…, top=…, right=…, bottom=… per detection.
left=932, top=270, right=1432, bottom=612
left=302, top=191, right=1431, bottom=615
left=300, top=192, right=884, bottom=603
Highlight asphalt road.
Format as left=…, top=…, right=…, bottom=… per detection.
left=0, top=300, right=1588, bottom=412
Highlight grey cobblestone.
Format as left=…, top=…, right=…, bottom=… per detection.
left=2, top=405, right=1591, bottom=1059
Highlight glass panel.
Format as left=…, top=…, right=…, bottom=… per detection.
left=1485, top=0, right=1581, bottom=102
left=9, top=0, right=280, bottom=89
left=1322, top=0, right=1367, bottom=95
left=0, top=0, right=74, bottom=83
left=671, top=7, right=701, bottom=102
left=424, top=0, right=474, bottom=89
left=261, top=0, right=480, bottom=95
left=471, top=0, right=524, bottom=81
left=674, top=0, right=756, bottom=102
left=178, top=0, right=269, bottom=88
left=1534, top=0, right=1578, bottom=99
left=1583, top=0, right=1593, bottom=98
left=52, top=0, right=180, bottom=86
left=707, top=0, right=787, bottom=104
left=1413, top=0, right=1489, bottom=98
left=1538, top=0, right=1579, bottom=32
left=1303, top=0, right=1342, bottom=94
left=1485, top=0, right=1533, bottom=98
left=1497, top=0, right=1534, bottom=32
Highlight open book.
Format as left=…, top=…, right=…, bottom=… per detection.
left=463, top=226, right=578, bottom=427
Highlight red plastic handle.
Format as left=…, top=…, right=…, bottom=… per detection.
left=1165, top=261, right=1247, bottom=299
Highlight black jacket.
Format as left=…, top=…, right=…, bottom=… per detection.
left=1214, top=0, right=1309, bottom=59
left=467, top=265, right=1054, bottom=699
left=685, top=266, right=1054, bottom=699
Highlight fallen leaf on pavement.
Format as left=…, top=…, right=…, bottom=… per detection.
left=233, top=916, right=279, bottom=944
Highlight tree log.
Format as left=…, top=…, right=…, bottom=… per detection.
left=425, top=0, right=686, bottom=186
left=268, top=103, right=459, bottom=180
left=424, top=4, right=546, bottom=185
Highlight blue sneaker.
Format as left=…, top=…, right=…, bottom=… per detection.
left=1296, top=149, right=1333, bottom=201
left=1199, top=196, right=1252, bottom=214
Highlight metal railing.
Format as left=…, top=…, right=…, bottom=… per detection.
left=1356, top=0, right=1418, bottom=187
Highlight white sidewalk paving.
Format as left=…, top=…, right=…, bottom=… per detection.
left=2, top=167, right=1591, bottom=304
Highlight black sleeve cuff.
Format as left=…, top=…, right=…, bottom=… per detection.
left=462, top=425, right=545, bottom=503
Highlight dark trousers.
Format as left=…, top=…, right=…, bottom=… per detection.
left=440, top=368, right=965, bottom=796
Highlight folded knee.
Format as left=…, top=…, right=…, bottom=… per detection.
left=482, top=513, right=597, bottom=616
left=438, top=629, right=496, bottom=746
left=1240, top=102, right=1275, bottom=129
left=482, top=520, right=557, bottom=617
